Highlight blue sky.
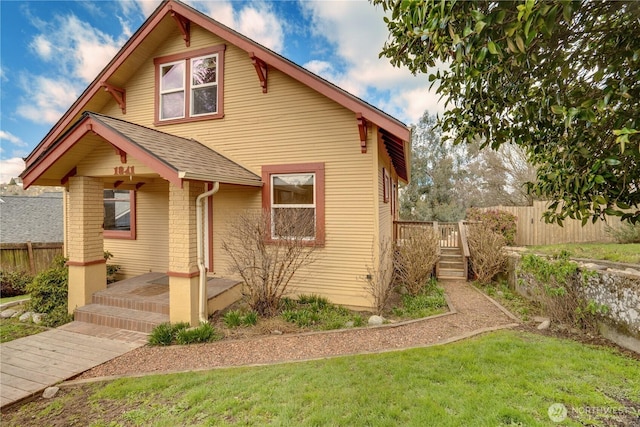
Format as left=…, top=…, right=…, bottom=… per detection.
left=0, top=0, right=441, bottom=183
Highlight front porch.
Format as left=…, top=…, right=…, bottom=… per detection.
left=73, top=273, right=242, bottom=333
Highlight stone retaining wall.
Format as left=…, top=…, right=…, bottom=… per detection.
left=505, top=250, right=640, bottom=353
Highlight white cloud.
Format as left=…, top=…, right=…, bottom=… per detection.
left=30, top=35, right=52, bottom=60
left=300, top=0, right=442, bottom=125
left=0, top=131, right=27, bottom=147
left=16, top=75, right=80, bottom=125
left=0, top=157, right=26, bottom=184
left=133, top=0, right=162, bottom=18
left=17, top=11, right=128, bottom=126
left=192, top=0, right=284, bottom=52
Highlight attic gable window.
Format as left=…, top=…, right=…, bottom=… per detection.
left=154, top=45, right=225, bottom=125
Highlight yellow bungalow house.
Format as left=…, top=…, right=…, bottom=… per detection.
left=21, top=0, right=410, bottom=330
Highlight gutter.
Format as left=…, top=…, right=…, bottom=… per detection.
left=196, top=182, right=219, bottom=323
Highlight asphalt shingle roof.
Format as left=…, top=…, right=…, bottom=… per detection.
left=88, top=112, right=262, bottom=187
left=0, top=194, right=63, bottom=244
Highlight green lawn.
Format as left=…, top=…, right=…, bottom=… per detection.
left=0, top=294, right=30, bottom=305
left=4, top=330, right=639, bottom=426
left=0, top=317, right=48, bottom=343
left=528, top=243, right=640, bottom=264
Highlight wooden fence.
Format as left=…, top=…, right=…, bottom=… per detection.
left=0, top=242, right=64, bottom=275
left=478, top=201, right=616, bottom=246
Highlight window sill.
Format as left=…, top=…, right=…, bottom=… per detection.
left=154, top=113, right=224, bottom=126
left=104, top=230, right=136, bottom=240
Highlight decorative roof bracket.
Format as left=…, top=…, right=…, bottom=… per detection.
left=114, top=147, right=127, bottom=164
left=356, top=113, right=368, bottom=153
left=100, top=83, right=126, bottom=114
left=249, top=52, right=268, bottom=93
left=171, top=11, right=191, bottom=47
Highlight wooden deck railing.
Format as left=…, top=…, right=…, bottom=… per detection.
left=393, top=220, right=471, bottom=280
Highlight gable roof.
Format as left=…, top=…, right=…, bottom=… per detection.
left=21, top=112, right=262, bottom=188
left=0, top=194, right=63, bottom=244
left=23, top=0, right=410, bottom=181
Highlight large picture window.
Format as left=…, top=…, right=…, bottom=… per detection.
left=155, top=45, right=225, bottom=124
left=262, top=163, right=325, bottom=245
left=103, top=189, right=136, bottom=239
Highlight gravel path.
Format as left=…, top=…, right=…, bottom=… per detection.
left=75, top=281, right=518, bottom=380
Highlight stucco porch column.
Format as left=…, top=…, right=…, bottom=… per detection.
left=66, top=176, right=106, bottom=313
left=168, top=180, right=203, bottom=325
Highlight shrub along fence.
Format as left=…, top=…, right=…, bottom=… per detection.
left=478, top=201, right=615, bottom=246
left=0, top=242, right=64, bottom=275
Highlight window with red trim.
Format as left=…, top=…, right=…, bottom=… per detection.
left=104, top=189, right=136, bottom=239
left=154, top=45, right=225, bottom=124
left=262, top=163, right=325, bottom=245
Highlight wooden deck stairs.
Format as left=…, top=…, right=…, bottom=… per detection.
left=437, top=246, right=467, bottom=280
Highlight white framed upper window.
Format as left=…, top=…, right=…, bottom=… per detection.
left=190, top=55, right=218, bottom=117
left=154, top=45, right=225, bottom=125
left=159, top=61, right=185, bottom=120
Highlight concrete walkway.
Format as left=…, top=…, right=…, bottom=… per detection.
left=1, top=328, right=145, bottom=408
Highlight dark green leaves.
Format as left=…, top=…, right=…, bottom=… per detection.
left=372, top=0, right=640, bottom=224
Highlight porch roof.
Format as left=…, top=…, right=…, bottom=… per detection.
left=22, top=112, right=263, bottom=188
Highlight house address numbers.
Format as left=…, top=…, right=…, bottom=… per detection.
left=113, top=166, right=135, bottom=176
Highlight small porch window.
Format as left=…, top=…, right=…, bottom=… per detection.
left=104, top=189, right=136, bottom=239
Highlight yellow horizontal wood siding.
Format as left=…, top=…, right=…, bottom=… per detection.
left=76, top=141, right=156, bottom=177
left=104, top=180, right=169, bottom=278
left=98, top=23, right=383, bottom=308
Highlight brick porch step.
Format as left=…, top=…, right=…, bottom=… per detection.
left=74, top=304, right=169, bottom=333
left=92, top=292, right=170, bottom=315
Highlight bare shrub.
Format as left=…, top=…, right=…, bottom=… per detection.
left=467, top=224, right=507, bottom=284
left=393, top=227, right=439, bottom=296
left=364, top=237, right=395, bottom=314
left=221, top=209, right=318, bottom=317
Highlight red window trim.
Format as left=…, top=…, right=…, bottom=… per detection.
left=154, top=45, right=226, bottom=126
left=104, top=190, right=137, bottom=240
left=262, top=163, right=325, bottom=246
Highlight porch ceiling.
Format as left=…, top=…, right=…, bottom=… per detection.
left=22, top=112, right=263, bottom=189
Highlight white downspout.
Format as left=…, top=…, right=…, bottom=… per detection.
left=196, top=182, right=219, bottom=323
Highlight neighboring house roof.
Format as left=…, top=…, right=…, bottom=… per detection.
left=0, top=194, right=63, bottom=244
left=22, top=0, right=410, bottom=183
left=22, top=112, right=263, bottom=188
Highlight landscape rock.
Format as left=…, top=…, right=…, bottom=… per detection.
left=368, top=315, right=384, bottom=326
left=32, top=313, right=45, bottom=324
left=11, top=310, right=23, bottom=318
left=271, top=330, right=283, bottom=335
left=537, top=320, right=551, bottom=330
left=18, top=311, right=34, bottom=322
left=581, top=262, right=607, bottom=271
left=42, top=387, right=59, bottom=399
left=344, top=321, right=354, bottom=328
left=533, top=316, right=550, bottom=323
left=0, top=309, right=18, bottom=319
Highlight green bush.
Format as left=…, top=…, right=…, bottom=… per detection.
left=175, top=323, right=221, bottom=345
left=0, top=270, right=33, bottom=297
left=149, top=322, right=221, bottom=346
left=466, top=208, right=517, bottom=246
left=280, top=295, right=364, bottom=330
left=393, top=282, right=447, bottom=319
left=222, top=309, right=259, bottom=328
left=25, top=256, right=71, bottom=327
